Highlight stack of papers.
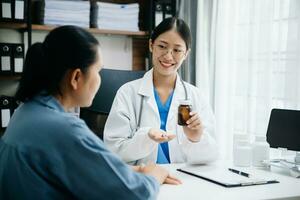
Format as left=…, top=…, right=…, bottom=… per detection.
left=44, top=0, right=90, bottom=28
left=97, top=2, right=139, bottom=31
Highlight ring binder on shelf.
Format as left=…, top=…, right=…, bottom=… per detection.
left=154, top=0, right=176, bottom=28
left=0, top=96, right=12, bottom=128
left=90, top=0, right=98, bottom=28
left=1, top=0, right=12, bottom=20
left=12, top=43, right=24, bottom=73
left=165, top=3, right=173, bottom=18
left=14, top=0, right=26, bottom=21
left=0, top=43, right=25, bottom=74
left=155, top=2, right=163, bottom=27
left=0, top=43, right=13, bottom=75
left=31, top=0, right=44, bottom=24
left=0, top=95, right=20, bottom=128
left=1, top=108, right=10, bottom=128
left=0, top=0, right=27, bottom=22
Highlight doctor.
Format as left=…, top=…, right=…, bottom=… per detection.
left=104, top=17, right=218, bottom=165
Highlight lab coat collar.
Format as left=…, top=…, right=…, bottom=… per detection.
left=138, top=68, right=154, bottom=97
left=138, top=68, right=183, bottom=97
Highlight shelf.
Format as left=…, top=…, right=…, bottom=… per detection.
left=0, top=22, right=27, bottom=30
left=88, top=28, right=148, bottom=36
left=31, top=24, right=149, bottom=36
left=0, top=75, right=22, bottom=80
left=0, top=22, right=149, bottom=37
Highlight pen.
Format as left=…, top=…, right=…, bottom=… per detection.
left=228, top=168, right=251, bottom=177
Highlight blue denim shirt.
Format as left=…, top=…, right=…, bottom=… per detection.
left=0, top=94, right=159, bottom=200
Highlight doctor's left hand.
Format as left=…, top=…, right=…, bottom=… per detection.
left=183, top=111, right=204, bottom=142
left=148, top=128, right=176, bottom=143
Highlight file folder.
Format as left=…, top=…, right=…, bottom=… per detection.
left=0, top=43, right=12, bottom=75
left=0, top=95, right=19, bottom=128
left=90, top=0, right=98, bottom=28
left=165, top=3, right=173, bottom=18
left=0, top=96, right=12, bottom=128
left=1, top=0, right=12, bottom=19
left=154, top=0, right=176, bottom=27
left=155, top=2, right=163, bottom=27
left=12, top=43, right=24, bottom=73
left=14, top=0, right=25, bottom=20
left=1, top=108, right=10, bottom=128
left=177, top=166, right=279, bottom=188
left=31, top=0, right=44, bottom=24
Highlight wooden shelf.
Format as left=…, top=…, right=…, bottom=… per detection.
left=31, top=24, right=149, bottom=36
left=0, top=75, right=22, bottom=80
left=0, top=22, right=149, bottom=37
left=0, top=22, right=27, bottom=30
left=88, top=28, right=148, bottom=36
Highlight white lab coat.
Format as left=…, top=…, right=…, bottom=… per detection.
left=104, top=69, right=218, bottom=165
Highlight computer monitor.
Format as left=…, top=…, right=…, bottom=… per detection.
left=266, top=108, right=300, bottom=152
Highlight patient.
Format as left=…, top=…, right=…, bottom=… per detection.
left=0, top=25, right=180, bottom=199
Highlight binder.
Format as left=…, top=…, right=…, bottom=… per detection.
left=154, top=2, right=163, bottom=27
left=90, top=0, right=98, bottom=28
left=0, top=43, right=13, bottom=75
left=164, top=3, right=173, bottom=18
left=0, top=96, right=12, bottom=128
left=0, top=95, right=19, bottom=128
left=0, top=0, right=27, bottom=22
left=1, top=0, right=12, bottom=20
left=12, top=43, right=24, bottom=73
left=13, top=0, right=26, bottom=21
left=31, top=0, right=44, bottom=24
left=177, top=166, right=279, bottom=188
left=154, top=0, right=176, bottom=27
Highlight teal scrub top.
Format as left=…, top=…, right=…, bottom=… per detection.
left=154, top=88, right=174, bottom=164
left=0, top=94, right=159, bottom=200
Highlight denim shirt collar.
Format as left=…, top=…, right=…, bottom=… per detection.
left=32, top=92, right=65, bottom=113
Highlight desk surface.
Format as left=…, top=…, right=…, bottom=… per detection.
left=158, top=161, right=300, bottom=200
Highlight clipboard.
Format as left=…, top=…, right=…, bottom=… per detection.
left=177, top=166, right=279, bottom=188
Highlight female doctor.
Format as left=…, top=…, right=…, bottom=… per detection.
left=104, top=17, right=218, bottom=165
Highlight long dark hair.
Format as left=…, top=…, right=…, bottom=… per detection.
left=150, top=17, right=191, bottom=50
left=15, top=25, right=99, bottom=102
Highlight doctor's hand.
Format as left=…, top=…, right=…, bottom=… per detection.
left=138, top=163, right=182, bottom=185
left=183, top=112, right=204, bottom=142
left=148, top=128, right=176, bottom=143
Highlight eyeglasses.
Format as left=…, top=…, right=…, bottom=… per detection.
left=153, top=44, right=186, bottom=60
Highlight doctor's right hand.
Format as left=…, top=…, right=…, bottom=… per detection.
left=148, top=128, right=176, bottom=143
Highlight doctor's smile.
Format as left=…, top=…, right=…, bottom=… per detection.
left=159, top=60, right=176, bottom=68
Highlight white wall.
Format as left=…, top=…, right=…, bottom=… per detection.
left=29, top=31, right=133, bottom=70
left=0, top=29, right=133, bottom=70
left=0, top=28, right=133, bottom=96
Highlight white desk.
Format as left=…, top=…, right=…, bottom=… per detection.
left=158, top=161, right=300, bottom=200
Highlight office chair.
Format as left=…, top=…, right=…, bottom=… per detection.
left=80, top=68, right=145, bottom=139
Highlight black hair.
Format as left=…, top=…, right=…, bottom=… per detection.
left=15, top=25, right=99, bottom=102
left=150, top=17, right=191, bottom=50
